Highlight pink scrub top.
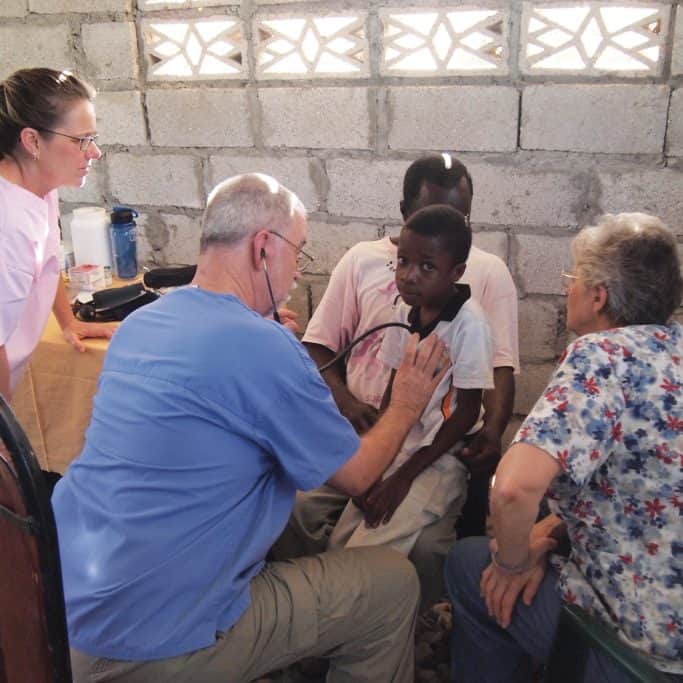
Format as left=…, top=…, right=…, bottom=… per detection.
left=0, top=175, right=60, bottom=395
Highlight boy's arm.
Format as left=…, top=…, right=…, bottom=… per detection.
left=459, top=366, right=515, bottom=476
left=362, top=387, right=482, bottom=527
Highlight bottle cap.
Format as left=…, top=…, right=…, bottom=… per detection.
left=111, top=206, right=139, bottom=225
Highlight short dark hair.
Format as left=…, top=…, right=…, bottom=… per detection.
left=403, top=204, right=472, bottom=264
left=0, top=68, right=95, bottom=159
left=402, top=153, right=474, bottom=208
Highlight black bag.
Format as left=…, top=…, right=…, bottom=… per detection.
left=72, top=283, right=159, bottom=322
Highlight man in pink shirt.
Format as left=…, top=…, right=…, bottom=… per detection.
left=274, top=154, right=519, bottom=604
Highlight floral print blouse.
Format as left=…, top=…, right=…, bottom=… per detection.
left=514, top=322, right=682, bottom=673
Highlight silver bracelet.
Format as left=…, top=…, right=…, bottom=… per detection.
left=490, top=549, right=531, bottom=575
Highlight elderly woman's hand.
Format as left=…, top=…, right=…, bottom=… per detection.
left=480, top=536, right=557, bottom=629
left=62, top=319, right=116, bottom=352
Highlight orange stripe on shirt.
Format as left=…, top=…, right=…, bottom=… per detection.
left=441, top=376, right=455, bottom=420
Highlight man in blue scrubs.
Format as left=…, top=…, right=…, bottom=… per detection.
left=53, top=173, right=448, bottom=683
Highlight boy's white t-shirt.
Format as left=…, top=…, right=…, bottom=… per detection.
left=376, top=296, right=494, bottom=517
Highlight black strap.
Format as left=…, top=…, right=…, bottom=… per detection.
left=0, top=503, right=37, bottom=534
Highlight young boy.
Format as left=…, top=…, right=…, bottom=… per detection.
left=328, top=204, right=494, bottom=555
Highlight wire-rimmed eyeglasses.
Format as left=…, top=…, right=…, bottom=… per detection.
left=560, top=270, right=579, bottom=292
left=269, top=230, right=314, bottom=273
left=38, top=128, right=99, bottom=152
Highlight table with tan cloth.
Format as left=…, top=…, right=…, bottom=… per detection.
left=10, top=314, right=112, bottom=474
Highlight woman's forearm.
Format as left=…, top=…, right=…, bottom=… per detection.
left=52, top=278, right=76, bottom=330
left=490, top=484, right=539, bottom=567
left=490, top=443, right=561, bottom=567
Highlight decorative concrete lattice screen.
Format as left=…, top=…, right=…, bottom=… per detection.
left=520, top=3, right=669, bottom=75
left=380, top=9, right=508, bottom=75
left=139, top=2, right=672, bottom=80
left=142, top=17, right=245, bottom=79
left=255, top=16, right=368, bottom=78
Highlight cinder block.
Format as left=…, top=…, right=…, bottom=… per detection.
left=521, top=85, right=669, bottom=154
left=0, top=1, right=26, bottom=17
left=147, top=89, right=252, bottom=148
left=0, top=24, right=71, bottom=80
left=597, top=166, right=683, bottom=235
left=673, top=10, right=683, bottom=76
left=108, top=153, right=202, bottom=208
left=388, top=86, right=518, bottom=152
left=518, top=297, right=565, bottom=361
left=327, top=159, right=406, bottom=219
left=29, top=0, right=130, bottom=11
left=136, top=212, right=201, bottom=266
left=260, top=87, right=370, bottom=149
left=514, top=234, right=574, bottom=296
left=471, top=231, right=508, bottom=263
left=667, top=89, right=683, bottom=157
left=59, top=165, right=104, bottom=205
left=513, top=362, right=557, bottom=415
left=96, top=91, right=146, bottom=146
left=209, top=156, right=320, bottom=211
left=467, top=158, right=586, bottom=227
left=82, top=22, right=138, bottom=81
left=307, top=221, right=381, bottom=274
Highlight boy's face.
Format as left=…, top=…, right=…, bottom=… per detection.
left=395, top=228, right=465, bottom=310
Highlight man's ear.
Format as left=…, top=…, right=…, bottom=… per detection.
left=452, top=262, right=466, bottom=283
left=399, top=199, right=407, bottom=219
left=252, top=230, right=269, bottom=269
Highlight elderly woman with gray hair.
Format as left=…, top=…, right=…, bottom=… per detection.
left=445, top=213, right=683, bottom=682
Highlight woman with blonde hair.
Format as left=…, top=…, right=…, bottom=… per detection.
left=446, top=213, right=683, bottom=681
left=0, top=67, right=114, bottom=401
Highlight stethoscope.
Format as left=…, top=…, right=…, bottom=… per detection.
left=261, top=248, right=411, bottom=373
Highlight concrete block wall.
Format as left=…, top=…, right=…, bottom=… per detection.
left=2, top=0, right=682, bottom=434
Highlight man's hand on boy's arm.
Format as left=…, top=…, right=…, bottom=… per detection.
left=305, top=341, right=379, bottom=434
left=459, top=367, right=515, bottom=476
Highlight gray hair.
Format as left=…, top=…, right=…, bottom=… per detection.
left=200, top=173, right=306, bottom=252
left=571, top=212, right=682, bottom=326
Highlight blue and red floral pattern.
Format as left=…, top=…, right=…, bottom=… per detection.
left=515, top=322, right=683, bottom=673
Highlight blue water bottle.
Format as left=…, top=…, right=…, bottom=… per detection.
left=110, top=206, right=138, bottom=279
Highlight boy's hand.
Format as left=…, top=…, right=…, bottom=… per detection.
left=361, top=468, right=413, bottom=528
left=458, top=425, right=502, bottom=476
left=339, top=395, right=379, bottom=434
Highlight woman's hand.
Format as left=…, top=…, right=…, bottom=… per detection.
left=480, top=536, right=557, bottom=629
left=61, top=320, right=116, bottom=352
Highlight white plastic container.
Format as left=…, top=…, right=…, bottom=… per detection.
left=70, top=207, right=113, bottom=285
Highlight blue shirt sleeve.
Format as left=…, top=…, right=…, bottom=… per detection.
left=252, top=325, right=360, bottom=491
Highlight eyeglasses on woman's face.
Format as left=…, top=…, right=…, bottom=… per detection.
left=560, top=270, right=579, bottom=293
left=38, top=128, right=99, bottom=152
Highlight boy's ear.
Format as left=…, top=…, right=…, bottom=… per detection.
left=451, top=262, right=466, bottom=283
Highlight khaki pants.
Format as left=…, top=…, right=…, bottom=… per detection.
left=70, top=547, right=419, bottom=683
left=271, top=484, right=462, bottom=607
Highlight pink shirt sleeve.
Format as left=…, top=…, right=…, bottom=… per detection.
left=0, top=219, right=35, bottom=347
left=477, top=258, right=519, bottom=373
left=303, top=247, right=360, bottom=353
